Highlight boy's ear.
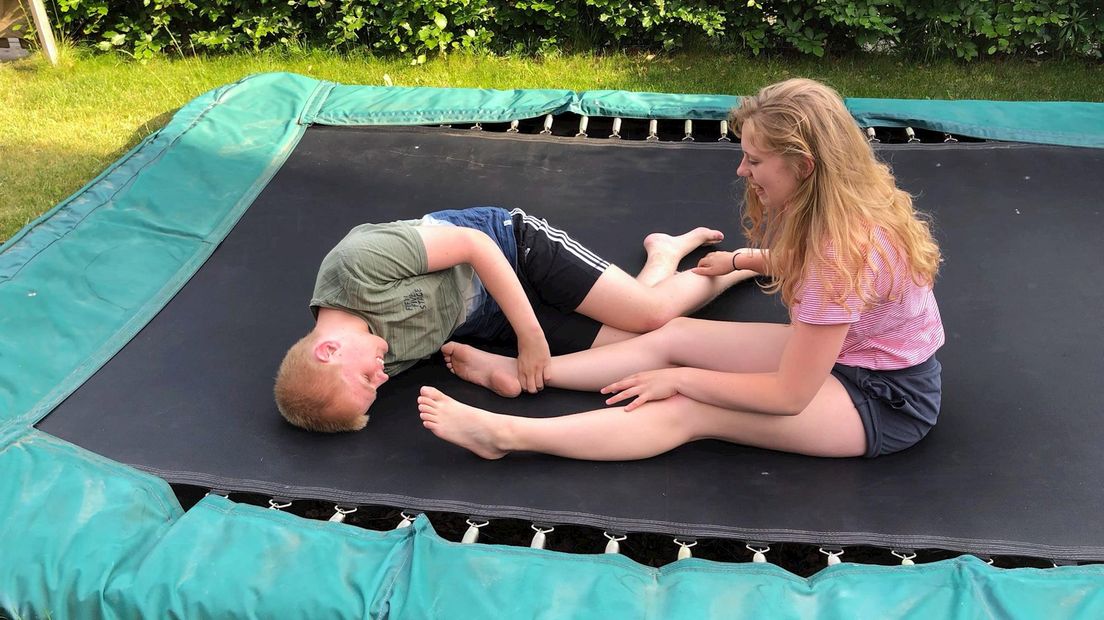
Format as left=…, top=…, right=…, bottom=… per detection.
left=313, top=340, right=340, bottom=362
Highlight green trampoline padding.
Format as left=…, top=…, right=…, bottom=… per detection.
left=3, top=72, right=1104, bottom=618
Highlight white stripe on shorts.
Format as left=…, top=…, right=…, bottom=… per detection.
left=510, top=208, right=610, bottom=272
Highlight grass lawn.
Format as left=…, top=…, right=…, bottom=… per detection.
left=1, top=47, right=1102, bottom=242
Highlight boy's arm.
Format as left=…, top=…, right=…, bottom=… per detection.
left=415, top=225, right=550, bottom=393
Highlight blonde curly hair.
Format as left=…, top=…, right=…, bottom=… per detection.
left=730, top=78, right=941, bottom=309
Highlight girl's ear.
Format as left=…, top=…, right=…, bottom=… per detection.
left=799, top=155, right=815, bottom=180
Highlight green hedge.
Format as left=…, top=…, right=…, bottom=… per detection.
left=53, top=0, right=1103, bottom=61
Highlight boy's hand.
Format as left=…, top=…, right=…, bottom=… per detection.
left=516, top=331, right=551, bottom=393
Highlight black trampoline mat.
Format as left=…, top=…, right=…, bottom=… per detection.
left=37, top=126, right=1104, bottom=559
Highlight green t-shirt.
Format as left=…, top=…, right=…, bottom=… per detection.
left=311, top=220, right=474, bottom=375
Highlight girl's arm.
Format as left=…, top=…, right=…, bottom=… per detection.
left=605, top=319, right=848, bottom=415
left=692, top=248, right=771, bottom=276
left=415, top=225, right=549, bottom=393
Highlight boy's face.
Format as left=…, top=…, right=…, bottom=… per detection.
left=329, top=332, right=390, bottom=429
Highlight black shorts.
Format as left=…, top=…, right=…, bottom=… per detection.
left=832, top=356, right=942, bottom=458
left=497, top=209, right=609, bottom=353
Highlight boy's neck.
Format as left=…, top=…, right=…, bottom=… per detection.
left=315, top=307, right=373, bottom=335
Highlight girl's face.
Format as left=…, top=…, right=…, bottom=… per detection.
left=736, top=123, right=803, bottom=211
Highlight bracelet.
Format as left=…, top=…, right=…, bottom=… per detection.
left=731, top=250, right=741, bottom=271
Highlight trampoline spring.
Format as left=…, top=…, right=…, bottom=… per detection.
left=540, top=114, right=554, bottom=135
left=646, top=119, right=660, bottom=141
left=865, top=127, right=880, bottom=143
left=328, top=505, right=357, bottom=523
left=905, top=127, right=921, bottom=143
left=268, top=499, right=292, bottom=511
left=576, top=115, right=589, bottom=138
left=530, top=524, right=555, bottom=549
left=673, top=538, right=697, bottom=560
left=395, top=511, right=418, bottom=529
left=718, top=119, right=731, bottom=142
left=943, top=133, right=959, bottom=143
left=818, top=547, right=844, bottom=566
left=682, top=119, right=695, bottom=142
left=891, top=550, right=917, bottom=566
left=603, top=532, right=627, bottom=554
left=609, top=117, right=623, bottom=139
left=746, top=544, right=771, bottom=564
left=439, top=124, right=452, bottom=129
left=507, top=120, right=520, bottom=133
left=470, top=122, right=483, bottom=131
left=206, top=489, right=230, bottom=499
left=461, top=518, right=489, bottom=544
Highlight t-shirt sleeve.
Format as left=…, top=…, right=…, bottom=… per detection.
left=311, top=223, right=430, bottom=309
left=792, top=263, right=862, bottom=326
left=334, top=225, right=428, bottom=285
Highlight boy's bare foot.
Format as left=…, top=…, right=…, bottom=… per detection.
left=441, top=342, right=523, bottom=398
left=418, top=386, right=510, bottom=460
left=643, top=227, right=725, bottom=261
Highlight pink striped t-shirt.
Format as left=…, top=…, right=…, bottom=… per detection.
left=791, top=229, right=944, bottom=370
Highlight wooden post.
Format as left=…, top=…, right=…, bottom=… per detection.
left=26, top=0, right=57, bottom=65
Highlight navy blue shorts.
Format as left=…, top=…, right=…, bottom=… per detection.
left=831, top=356, right=942, bottom=458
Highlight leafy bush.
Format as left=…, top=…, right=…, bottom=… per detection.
left=49, top=0, right=1103, bottom=61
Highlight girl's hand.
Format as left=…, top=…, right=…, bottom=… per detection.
left=601, top=369, right=682, bottom=411
left=692, top=250, right=740, bottom=276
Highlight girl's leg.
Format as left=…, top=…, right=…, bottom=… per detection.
left=576, top=229, right=758, bottom=333
left=418, top=375, right=865, bottom=460
left=442, top=319, right=792, bottom=396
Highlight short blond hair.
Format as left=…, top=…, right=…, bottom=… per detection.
left=274, top=335, right=366, bottom=433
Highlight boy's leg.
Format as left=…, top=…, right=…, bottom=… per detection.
left=443, top=319, right=791, bottom=396
left=417, top=375, right=865, bottom=460
left=576, top=265, right=756, bottom=334
left=511, top=210, right=756, bottom=338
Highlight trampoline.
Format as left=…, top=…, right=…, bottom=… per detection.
left=3, top=72, right=1104, bottom=618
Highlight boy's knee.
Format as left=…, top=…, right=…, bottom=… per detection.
left=634, top=302, right=682, bottom=332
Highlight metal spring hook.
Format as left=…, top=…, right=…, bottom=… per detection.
left=674, top=538, right=697, bottom=560
left=328, top=505, right=357, bottom=523
left=530, top=524, right=555, bottom=549
left=646, top=119, right=659, bottom=141
left=461, top=518, right=489, bottom=544
left=682, top=119, right=695, bottom=142
left=609, top=117, right=622, bottom=139
left=819, top=547, right=844, bottom=566
left=603, top=532, right=627, bottom=554
left=576, top=115, right=589, bottom=138
left=540, top=114, right=553, bottom=135
left=746, top=543, right=770, bottom=563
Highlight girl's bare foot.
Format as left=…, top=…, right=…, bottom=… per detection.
left=441, top=342, right=522, bottom=398
left=418, top=386, right=511, bottom=459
